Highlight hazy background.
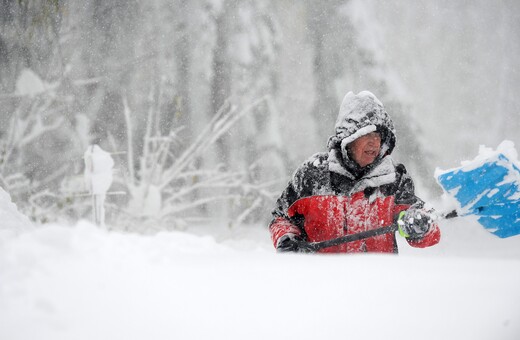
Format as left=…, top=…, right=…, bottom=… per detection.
left=1, top=0, right=519, bottom=229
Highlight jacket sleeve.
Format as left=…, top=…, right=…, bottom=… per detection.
left=268, top=165, right=309, bottom=249
left=392, top=164, right=441, bottom=248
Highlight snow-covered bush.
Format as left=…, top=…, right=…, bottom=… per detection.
left=0, top=68, right=91, bottom=224
left=1, top=67, right=282, bottom=230
left=109, top=96, right=280, bottom=232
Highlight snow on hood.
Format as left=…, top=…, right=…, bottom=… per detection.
left=331, top=91, right=396, bottom=157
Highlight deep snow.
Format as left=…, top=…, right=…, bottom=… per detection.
left=1, top=192, right=520, bottom=340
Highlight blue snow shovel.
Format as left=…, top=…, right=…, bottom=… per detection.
left=436, top=152, right=520, bottom=238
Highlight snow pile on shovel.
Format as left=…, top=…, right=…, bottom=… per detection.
left=435, top=141, right=520, bottom=238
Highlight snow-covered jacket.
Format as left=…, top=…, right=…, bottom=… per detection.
left=269, top=91, right=440, bottom=253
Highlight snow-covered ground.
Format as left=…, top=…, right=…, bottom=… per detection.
left=1, top=188, right=520, bottom=340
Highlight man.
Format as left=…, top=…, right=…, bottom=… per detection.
left=269, top=91, right=440, bottom=253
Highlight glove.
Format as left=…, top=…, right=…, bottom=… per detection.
left=276, top=234, right=304, bottom=252
left=397, top=208, right=435, bottom=239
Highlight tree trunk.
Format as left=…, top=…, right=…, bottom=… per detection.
left=211, top=1, right=234, bottom=167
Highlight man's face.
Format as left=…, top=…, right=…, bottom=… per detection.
left=348, top=132, right=381, bottom=167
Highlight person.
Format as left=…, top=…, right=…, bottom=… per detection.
left=269, top=91, right=441, bottom=253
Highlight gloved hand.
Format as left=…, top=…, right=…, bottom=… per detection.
left=397, top=208, right=435, bottom=239
left=276, top=234, right=304, bottom=252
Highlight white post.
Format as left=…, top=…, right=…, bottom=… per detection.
left=84, top=145, right=114, bottom=227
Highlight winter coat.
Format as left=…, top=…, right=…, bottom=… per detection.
left=269, top=91, right=441, bottom=253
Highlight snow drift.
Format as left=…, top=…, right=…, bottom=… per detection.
left=1, top=186, right=520, bottom=339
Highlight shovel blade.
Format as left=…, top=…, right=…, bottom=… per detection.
left=436, top=152, right=520, bottom=238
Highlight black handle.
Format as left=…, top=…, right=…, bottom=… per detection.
left=294, top=208, right=460, bottom=253
left=295, top=224, right=399, bottom=252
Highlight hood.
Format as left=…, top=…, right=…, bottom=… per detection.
left=327, top=91, right=397, bottom=178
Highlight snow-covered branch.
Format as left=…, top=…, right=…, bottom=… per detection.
left=109, top=94, right=277, bottom=230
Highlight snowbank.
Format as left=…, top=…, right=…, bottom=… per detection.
left=1, top=219, right=519, bottom=340
left=0, top=186, right=33, bottom=242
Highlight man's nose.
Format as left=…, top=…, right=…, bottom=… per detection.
left=368, top=138, right=379, bottom=146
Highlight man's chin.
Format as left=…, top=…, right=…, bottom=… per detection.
left=360, top=157, right=377, bottom=167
